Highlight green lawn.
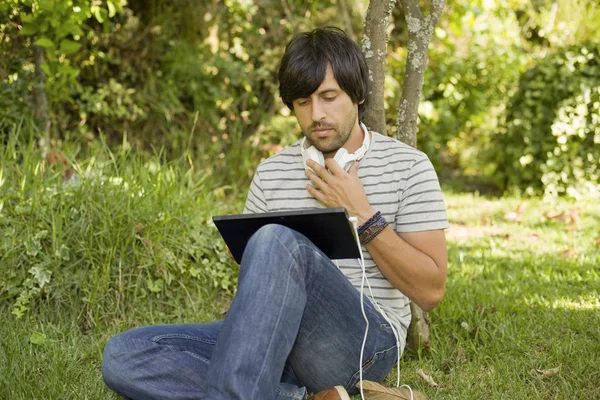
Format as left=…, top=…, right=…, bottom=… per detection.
left=2, top=188, right=599, bottom=399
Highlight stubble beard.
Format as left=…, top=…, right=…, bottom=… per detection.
left=304, top=109, right=358, bottom=156
left=305, top=125, right=349, bottom=155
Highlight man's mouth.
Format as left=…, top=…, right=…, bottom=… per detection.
left=311, top=127, right=333, bottom=137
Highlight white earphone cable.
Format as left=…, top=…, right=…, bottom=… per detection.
left=349, top=217, right=412, bottom=400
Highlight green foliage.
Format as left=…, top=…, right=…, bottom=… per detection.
left=491, top=42, right=600, bottom=197
left=386, top=0, right=527, bottom=185
left=13, top=0, right=123, bottom=101
left=0, top=126, right=240, bottom=319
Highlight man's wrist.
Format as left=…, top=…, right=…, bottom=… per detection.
left=355, top=207, right=376, bottom=226
left=358, top=211, right=388, bottom=244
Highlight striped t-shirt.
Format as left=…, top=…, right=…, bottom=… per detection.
left=243, top=131, right=449, bottom=352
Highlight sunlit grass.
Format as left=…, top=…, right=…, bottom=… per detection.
left=390, top=192, right=600, bottom=399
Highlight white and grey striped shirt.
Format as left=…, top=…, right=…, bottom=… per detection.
left=243, top=131, right=449, bottom=352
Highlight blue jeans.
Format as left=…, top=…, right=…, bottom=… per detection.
left=102, top=224, right=398, bottom=400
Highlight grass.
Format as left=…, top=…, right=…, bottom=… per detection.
left=1, top=132, right=599, bottom=398
left=392, top=193, right=600, bottom=399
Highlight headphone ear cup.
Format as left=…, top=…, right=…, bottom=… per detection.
left=334, top=149, right=357, bottom=171
left=302, top=145, right=325, bottom=170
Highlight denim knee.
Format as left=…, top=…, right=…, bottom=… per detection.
left=249, top=224, right=297, bottom=245
left=101, top=333, right=136, bottom=394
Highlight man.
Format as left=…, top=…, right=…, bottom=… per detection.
left=102, top=27, right=448, bottom=400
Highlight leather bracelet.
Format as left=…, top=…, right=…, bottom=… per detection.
left=358, top=212, right=388, bottom=244
left=358, top=211, right=381, bottom=234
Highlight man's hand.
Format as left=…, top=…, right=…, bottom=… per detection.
left=305, top=159, right=374, bottom=224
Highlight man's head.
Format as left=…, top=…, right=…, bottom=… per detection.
left=278, top=27, right=370, bottom=156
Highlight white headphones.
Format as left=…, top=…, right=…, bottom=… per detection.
left=301, top=123, right=371, bottom=172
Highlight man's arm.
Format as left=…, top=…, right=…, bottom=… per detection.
left=362, top=228, right=447, bottom=311
left=305, top=159, right=447, bottom=311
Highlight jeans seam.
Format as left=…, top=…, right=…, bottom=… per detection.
left=183, top=350, right=211, bottom=364
left=151, top=333, right=217, bottom=345
left=345, top=344, right=398, bottom=391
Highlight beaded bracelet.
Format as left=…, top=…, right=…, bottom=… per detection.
left=358, top=211, right=388, bottom=244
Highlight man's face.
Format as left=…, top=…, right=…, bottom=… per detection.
left=292, top=64, right=361, bottom=156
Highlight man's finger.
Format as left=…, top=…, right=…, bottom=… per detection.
left=325, top=158, right=346, bottom=176
left=306, top=184, right=325, bottom=202
left=306, top=160, right=331, bottom=182
left=348, top=161, right=359, bottom=176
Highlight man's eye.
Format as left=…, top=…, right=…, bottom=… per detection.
left=296, top=100, right=309, bottom=106
left=323, top=96, right=337, bottom=102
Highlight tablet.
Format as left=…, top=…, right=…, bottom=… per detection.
left=213, top=208, right=360, bottom=264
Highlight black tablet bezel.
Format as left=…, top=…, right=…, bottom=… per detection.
left=213, top=208, right=360, bottom=264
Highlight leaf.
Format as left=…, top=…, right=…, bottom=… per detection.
left=19, top=23, right=38, bottom=36
left=107, top=0, right=117, bottom=18
left=530, top=366, right=560, bottom=377
left=527, top=233, right=539, bottom=241
left=59, top=39, right=81, bottom=55
left=357, top=380, right=429, bottom=400
left=147, top=279, right=163, bottom=293
left=30, top=332, right=47, bottom=345
left=503, top=211, right=521, bottom=222
left=29, top=266, right=52, bottom=288
left=544, top=210, right=577, bottom=224
left=34, top=36, right=55, bottom=50
left=561, top=248, right=576, bottom=259
left=595, top=237, right=600, bottom=245
left=416, top=369, right=438, bottom=387
left=91, top=6, right=105, bottom=23
left=38, top=0, right=54, bottom=12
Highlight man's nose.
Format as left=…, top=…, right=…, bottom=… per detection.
left=311, top=100, right=326, bottom=122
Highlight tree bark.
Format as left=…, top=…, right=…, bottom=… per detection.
left=33, top=45, right=50, bottom=155
left=361, top=0, right=396, bottom=134
left=396, top=0, right=445, bottom=148
left=363, top=0, right=446, bottom=352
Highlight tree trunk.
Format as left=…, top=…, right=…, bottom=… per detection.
left=362, top=0, right=396, bottom=134
left=33, top=45, right=50, bottom=155
left=363, top=0, right=446, bottom=353
left=396, top=0, right=446, bottom=148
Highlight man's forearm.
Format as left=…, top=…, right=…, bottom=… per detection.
left=364, top=227, right=447, bottom=311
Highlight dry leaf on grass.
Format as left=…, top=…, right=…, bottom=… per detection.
left=527, top=233, right=539, bottom=241
left=357, top=380, right=429, bottom=400
left=503, top=211, right=521, bottom=222
left=596, top=237, right=600, bottom=245
left=561, top=248, right=577, bottom=259
left=503, top=203, right=528, bottom=222
left=530, top=366, right=560, bottom=378
left=416, top=369, right=438, bottom=387
left=544, top=210, right=578, bottom=225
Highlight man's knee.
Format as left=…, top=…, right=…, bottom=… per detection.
left=101, top=332, right=139, bottom=394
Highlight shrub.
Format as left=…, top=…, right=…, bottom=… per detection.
left=0, top=126, right=240, bottom=320
left=490, top=42, right=600, bottom=197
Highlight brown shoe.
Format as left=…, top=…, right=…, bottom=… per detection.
left=309, top=386, right=351, bottom=400
left=357, top=380, right=429, bottom=400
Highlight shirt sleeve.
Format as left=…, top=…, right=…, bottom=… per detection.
left=395, top=155, right=449, bottom=232
left=243, top=171, right=268, bottom=214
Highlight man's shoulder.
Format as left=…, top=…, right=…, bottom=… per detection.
left=256, top=141, right=303, bottom=173
left=369, top=132, right=429, bottom=163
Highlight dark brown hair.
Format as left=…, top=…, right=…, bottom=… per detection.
left=277, top=27, right=369, bottom=115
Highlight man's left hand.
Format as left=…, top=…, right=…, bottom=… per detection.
left=305, top=159, right=374, bottom=224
